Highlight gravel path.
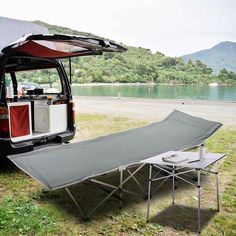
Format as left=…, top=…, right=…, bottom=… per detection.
left=74, top=96, right=236, bottom=126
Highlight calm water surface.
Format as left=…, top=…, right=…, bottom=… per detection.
left=72, top=84, right=236, bottom=101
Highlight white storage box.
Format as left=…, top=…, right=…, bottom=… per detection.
left=34, top=104, right=67, bottom=133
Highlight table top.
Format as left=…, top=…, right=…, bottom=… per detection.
left=141, top=151, right=227, bottom=169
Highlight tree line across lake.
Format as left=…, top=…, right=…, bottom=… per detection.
left=31, top=21, right=236, bottom=85
left=64, top=47, right=236, bottom=85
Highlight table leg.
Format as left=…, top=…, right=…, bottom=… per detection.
left=147, top=164, right=153, bottom=222
left=216, top=161, right=220, bottom=211
left=172, top=166, right=175, bottom=204
left=197, top=169, right=201, bottom=233
left=119, top=167, right=123, bottom=209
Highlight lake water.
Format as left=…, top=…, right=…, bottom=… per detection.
left=72, top=84, right=236, bottom=101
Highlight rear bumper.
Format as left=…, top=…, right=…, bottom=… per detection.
left=0, top=129, right=75, bottom=158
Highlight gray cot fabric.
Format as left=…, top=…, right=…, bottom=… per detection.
left=8, top=110, right=222, bottom=190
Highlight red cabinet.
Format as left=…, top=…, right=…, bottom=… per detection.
left=8, top=102, right=32, bottom=142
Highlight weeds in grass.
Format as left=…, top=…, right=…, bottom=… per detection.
left=0, top=196, right=57, bottom=236
left=104, top=211, right=163, bottom=235
left=202, top=130, right=236, bottom=236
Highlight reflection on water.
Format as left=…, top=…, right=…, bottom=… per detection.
left=72, top=84, right=236, bottom=101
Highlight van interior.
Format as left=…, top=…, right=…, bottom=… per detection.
left=4, top=57, right=70, bottom=143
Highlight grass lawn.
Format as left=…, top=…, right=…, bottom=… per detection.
left=0, top=113, right=235, bottom=236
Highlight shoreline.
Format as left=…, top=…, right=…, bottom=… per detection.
left=72, top=82, right=235, bottom=86
left=74, top=95, right=236, bottom=104
left=74, top=96, right=236, bottom=126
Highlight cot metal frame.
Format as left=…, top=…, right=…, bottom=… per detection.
left=146, top=161, right=220, bottom=234
left=64, top=163, right=146, bottom=220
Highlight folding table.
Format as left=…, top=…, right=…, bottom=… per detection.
left=141, top=151, right=227, bottom=233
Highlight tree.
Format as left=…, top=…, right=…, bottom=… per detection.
left=187, top=59, right=194, bottom=67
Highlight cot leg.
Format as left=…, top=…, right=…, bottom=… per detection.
left=65, top=187, right=88, bottom=221
left=172, top=166, right=175, bottom=204
left=119, top=167, right=123, bottom=209
left=147, top=164, right=153, bottom=222
left=127, top=169, right=146, bottom=197
left=197, top=170, right=201, bottom=234
left=216, top=161, right=220, bottom=211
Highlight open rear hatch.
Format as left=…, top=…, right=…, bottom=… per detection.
left=1, top=34, right=127, bottom=59
left=1, top=34, right=127, bottom=144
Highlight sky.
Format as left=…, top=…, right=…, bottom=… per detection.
left=1, top=0, right=236, bottom=56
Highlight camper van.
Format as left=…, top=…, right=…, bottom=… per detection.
left=0, top=34, right=126, bottom=158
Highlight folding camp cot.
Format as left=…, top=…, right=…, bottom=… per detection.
left=8, top=110, right=222, bottom=221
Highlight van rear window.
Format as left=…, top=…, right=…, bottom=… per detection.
left=6, top=68, right=62, bottom=98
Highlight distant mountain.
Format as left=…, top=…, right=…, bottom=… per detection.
left=0, top=16, right=48, bottom=50
left=182, top=41, right=236, bottom=73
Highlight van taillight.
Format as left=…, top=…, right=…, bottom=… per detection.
left=0, top=107, right=9, bottom=133
left=70, top=101, right=75, bottom=125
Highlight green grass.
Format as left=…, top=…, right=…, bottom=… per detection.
left=0, top=113, right=235, bottom=235
left=202, top=128, right=236, bottom=236
left=0, top=196, right=57, bottom=236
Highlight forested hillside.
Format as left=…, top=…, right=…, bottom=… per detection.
left=34, top=21, right=236, bottom=85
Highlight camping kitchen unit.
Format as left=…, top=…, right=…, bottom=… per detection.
left=0, top=34, right=126, bottom=158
